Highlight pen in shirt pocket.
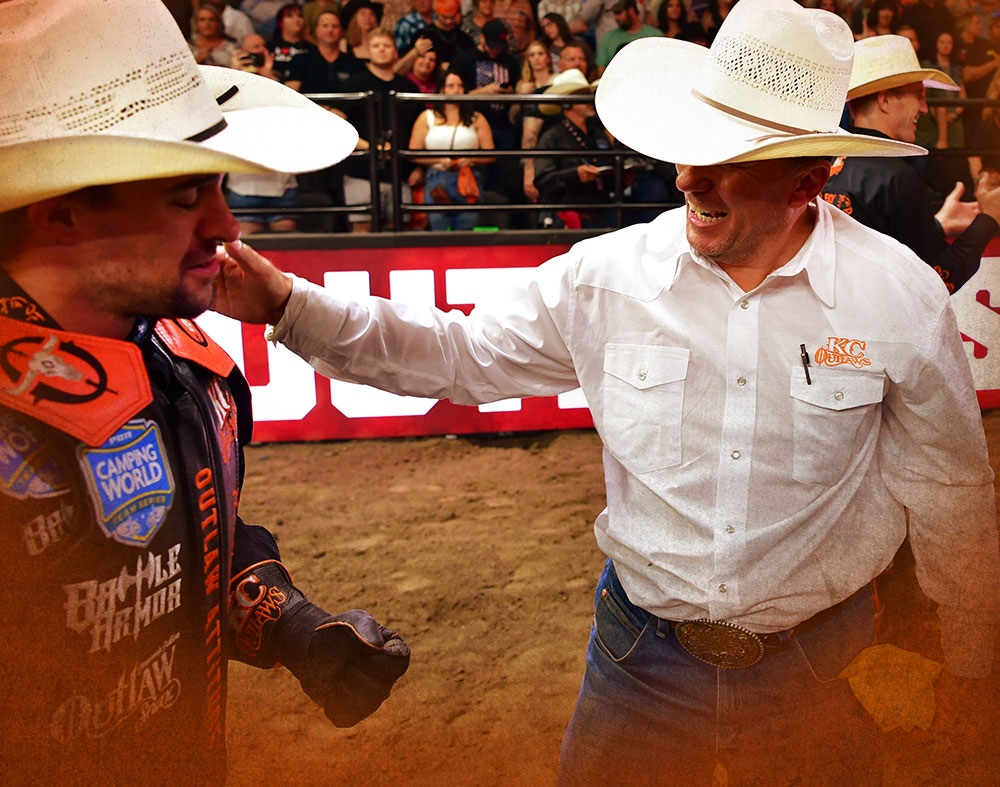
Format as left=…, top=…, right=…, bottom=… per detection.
left=800, top=343, right=812, bottom=385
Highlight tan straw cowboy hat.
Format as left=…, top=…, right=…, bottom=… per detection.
left=0, top=0, right=358, bottom=212
left=595, top=0, right=924, bottom=166
left=540, top=69, right=601, bottom=116
left=848, top=35, right=959, bottom=100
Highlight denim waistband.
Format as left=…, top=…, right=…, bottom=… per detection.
left=602, top=558, right=870, bottom=642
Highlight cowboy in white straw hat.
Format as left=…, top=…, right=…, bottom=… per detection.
left=211, top=0, right=998, bottom=782
left=532, top=69, right=611, bottom=227
left=0, top=1, right=409, bottom=784
left=539, top=67, right=602, bottom=116
left=822, top=34, right=1000, bottom=294
left=847, top=33, right=959, bottom=99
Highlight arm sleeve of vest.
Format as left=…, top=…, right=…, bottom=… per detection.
left=227, top=558, right=411, bottom=726
left=884, top=168, right=951, bottom=264
left=535, top=142, right=580, bottom=199
left=929, top=213, right=997, bottom=294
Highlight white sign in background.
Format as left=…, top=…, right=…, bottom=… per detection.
left=953, top=256, right=1000, bottom=395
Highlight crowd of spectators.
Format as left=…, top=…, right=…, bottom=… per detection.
left=164, top=0, right=1000, bottom=232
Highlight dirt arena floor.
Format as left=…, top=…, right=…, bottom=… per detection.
left=226, top=415, right=1000, bottom=787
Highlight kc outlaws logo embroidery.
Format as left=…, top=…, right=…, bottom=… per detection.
left=814, top=337, right=872, bottom=368
left=78, top=419, right=175, bottom=546
left=229, top=562, right=290, bottom=660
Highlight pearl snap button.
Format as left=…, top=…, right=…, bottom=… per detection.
left=638, top=370, right=647, bottom=381
left=731, top=450, right=741, bottom=460
left=719, top=583, right=728, bottom=593
left=737, top=376, right=747, bottom=386
left=740, top=301, right=749, bottom=310
left=834, top=391, right=844, bottom=401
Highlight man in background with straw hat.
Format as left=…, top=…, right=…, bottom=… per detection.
left=212, top=0, right=998, bottom=782
left=534, top=69, right=614, bottom=227
left=822, top=34, right=1000, bottom=294
left=0, top=1, right=410, bottom=784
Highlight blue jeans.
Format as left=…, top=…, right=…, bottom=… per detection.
left=558, top=560, right=881, bottom=787
left=425, top=168, right=481, bottom=231
left=226, top=187, right=298, bottom=225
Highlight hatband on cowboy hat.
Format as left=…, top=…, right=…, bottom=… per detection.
left=0, top=0, right=358, bottom=213
left=848, top=35, right=959, bottom=100
left=595, top=0, right=924, bottom=166
left=540, top=69, right=601, bottom=116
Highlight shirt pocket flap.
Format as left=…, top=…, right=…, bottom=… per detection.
left=790, top=367, right=885, bottom=411
left=604, top=344, right=690, bottom=390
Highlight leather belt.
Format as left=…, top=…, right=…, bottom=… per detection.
left=668, top=586, right=868, bottom=669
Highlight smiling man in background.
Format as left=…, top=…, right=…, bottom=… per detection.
left=823, top=34, right=1000, bottom=293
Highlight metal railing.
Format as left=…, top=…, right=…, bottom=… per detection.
left=230, top=91, right=1000, bottom=234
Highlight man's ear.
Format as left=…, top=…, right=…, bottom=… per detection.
left=24, top=194, right=87, bottom=244
left=790, top=159, right=832, bottom=208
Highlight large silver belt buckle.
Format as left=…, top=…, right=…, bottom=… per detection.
left=673, top=619, right=764, bottom=669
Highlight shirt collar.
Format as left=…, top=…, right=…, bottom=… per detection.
left=0, top=268, right=152, bottom=342
left=661, top=200, right=837, bottom=308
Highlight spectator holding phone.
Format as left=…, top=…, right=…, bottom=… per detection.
left=227, top=29, right=301, bottom=233
left=231, top=32, right=279, bottom=79
left=451, top=17, right=522, bottom=199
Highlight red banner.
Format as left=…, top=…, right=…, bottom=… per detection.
left=197, top=244, right=594, bottom=442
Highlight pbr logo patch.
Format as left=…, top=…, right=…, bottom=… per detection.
left=78, top=419, right=174, bottom=546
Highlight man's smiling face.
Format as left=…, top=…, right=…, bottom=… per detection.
left=675, top=159, right=817, bottom=271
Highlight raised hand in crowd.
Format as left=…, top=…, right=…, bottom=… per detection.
left=229, top=44, right=277, bottom=79
left=934, top=180, right=980, bottom=235
left=974, top=167, right=1000, bottom=223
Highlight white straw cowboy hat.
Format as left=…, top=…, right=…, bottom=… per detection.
left=595, top=0, right=924, bottom=166
left=0, top=0, right=358, bottom=213
left=848, top=35, right=959, bottom=100
left=540, top=69, right=601, bottom=116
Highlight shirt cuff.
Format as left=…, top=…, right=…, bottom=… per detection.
left=265, top=274, right=311, bottom=345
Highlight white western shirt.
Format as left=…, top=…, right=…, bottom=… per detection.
left=270, top=200, right=999, bottom=676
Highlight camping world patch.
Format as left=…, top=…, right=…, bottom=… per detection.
left=78, top=419, right=174, bottom=546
